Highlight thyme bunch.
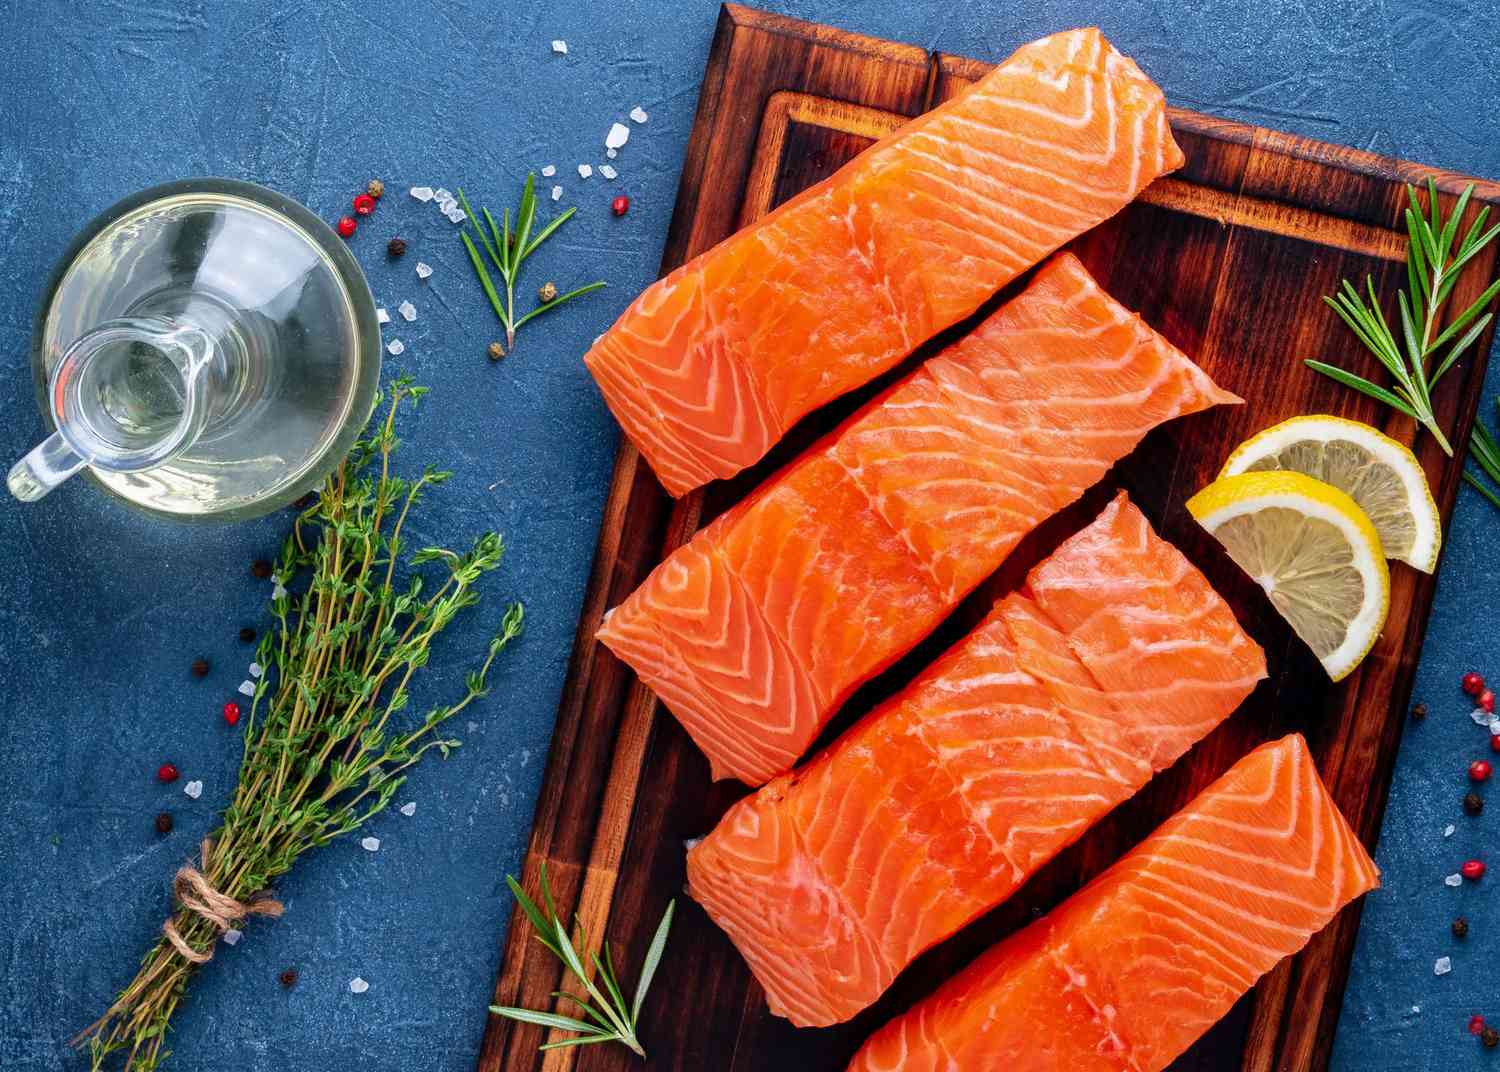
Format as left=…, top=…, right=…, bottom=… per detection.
left=78, top=378, right=523, bottom=1071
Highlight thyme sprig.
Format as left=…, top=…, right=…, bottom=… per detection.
left=77, top=377, right=524, bottom=1071
left=1307, top=179, right=1500, bottom=457
left=458, top=175, right=606, bottom=351
left=491, top=863, right=674, bottom=1058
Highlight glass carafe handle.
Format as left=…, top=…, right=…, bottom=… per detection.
left=7, top=431, right=87, bottom=502
left=8, top=316, right=218, bottom=504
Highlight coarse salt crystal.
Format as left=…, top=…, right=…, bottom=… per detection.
left=541, top=164, right=556, bottom=177
left=399, top=801, right=417, bottom=817
left=433, top=187, right=452, bottom=202
left=361, top=836, right=380, bottom=852
left=1435, top=956, right=1452, bottom=976
left=630, top=105, right=649, bottom=124
left=551, top=185, right=562, bottom=202
left=222, top=928, right=242, bottom=946
left=599, top=164, right=617, bottom=180
left=410, top=186, right=434, bottom=202
left=551, top=39, right=568, bottom=54
left=271, top=583, right=288, bottom=600
left=1447, top=872, right=1464, bottom=887
left=415, top=262, right=433, bottom=279
left=387, top=339, right=405, bottom=356
left=466, top=720, right=479, bottom=733
left=1489, top=715, right=1500, bottom=735
left=1413, top=1005, right=1421, bottom=1014
left=447, top=209, right=467, bottom=224
left=398, top=300, right=417, bottom=322
left=238, top=680, right=256, bottom=697
left=184, top=780, right=204, bottom=799
left=350, top=976, right=369, bottom=994
left=249, top=662, right=263, bottom=678
left=606, top=122, right=630, bottom=150
left=1470, top=707, right=1492, bottom=726
left=606, top=148, right=617, bottom=159
left=578, top=164, right=593, bottom=179
left=1446, top=824, right=1456, bottom=837
left=376, top=307, right=390, bottom=325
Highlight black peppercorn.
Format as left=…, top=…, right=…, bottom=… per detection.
left=1483, top=1025, right=1498, bottom=1048
left=190, top=658, right=210, bottom=678
left=251, top=559, right=273, bottom=579
left=279, top=968, right=298, bottom=988
left=1466, top=792, right=1485, bottom=816
left=239, top=626, right=257, bottom=643
left=154, top=812, right=173, bottom=835
left=1410, top=701, right=1427, bottom=721
left=1453, top=916, right=1470, bottom=938
left=387, top=237, right=407, bottom=258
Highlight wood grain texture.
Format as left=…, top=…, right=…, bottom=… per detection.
left=476, top=7, right=1500, bottom=1072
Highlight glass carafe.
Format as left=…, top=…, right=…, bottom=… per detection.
left=9, top=179, right=381, bottom=519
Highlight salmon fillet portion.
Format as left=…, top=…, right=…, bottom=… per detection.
left=685, top=494, right=1266, bottom=1026
left=586, top=27, right=1184, bottom=495
left=598, top=255, right=1239, bottom=786
left=848, top=734, right=1379, bottom=1072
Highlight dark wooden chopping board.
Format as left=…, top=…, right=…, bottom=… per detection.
left=476, top=7, right=1500, bottom=1071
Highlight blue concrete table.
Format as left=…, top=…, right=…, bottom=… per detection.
left=0, top=2, right=1495, bottom=1069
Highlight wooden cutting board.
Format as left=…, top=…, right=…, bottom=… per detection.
left=477, top=7, right=1500, bottom=1071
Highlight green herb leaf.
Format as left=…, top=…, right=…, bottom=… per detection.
left=538, top=1034, right=622, bottom=1051
left=462, top=234, right=507, bottom=325
left=521, top=207, right=578, bottom=262
left=488, top=1006, right=602, bottom=1035
left=1432, top=312, right=1492, bottom=385
left=1464, top=470, right=1500, bottom=510
left=513, top=282, right=608, bottom=330
left=507, top=874, right=563, bottom=959
left=631, top=899, right=675, bottom=1025
left=1303, top=360, right=1418, bottom=416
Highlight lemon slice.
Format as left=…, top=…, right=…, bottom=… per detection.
left=1219, top=415, right=1440, bottom=573
left=1187, top=471, right=1390, bottom=682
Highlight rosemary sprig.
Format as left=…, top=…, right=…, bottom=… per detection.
left=458, top=174, right=606, bottom=351
left=1466, top=398, right=1500, bottom=510
left=1307, top=178, right=1500, bottom=456
left=78, top=377, right=523, bottom=1071
left=491, top=862, right=674, bottom=1058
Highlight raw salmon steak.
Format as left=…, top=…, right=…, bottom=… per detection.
left=585, top=27, right=1184, bottom=495
left=597, top=254, right=1239, bottom=786
left=686, top=493, right=1267, bottom=1026
left=848, top=734, right=1380, bottom=1072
